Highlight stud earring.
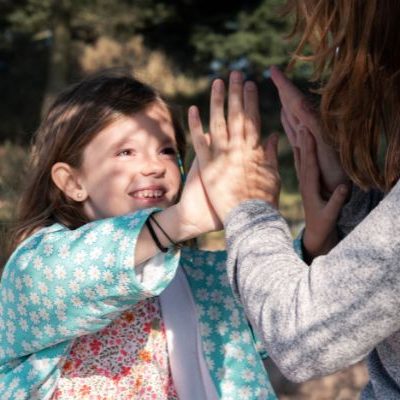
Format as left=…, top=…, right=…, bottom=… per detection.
left=76, top=192, right=83, bottom=200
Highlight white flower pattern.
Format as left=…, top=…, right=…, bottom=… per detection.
left=0, top=211, right=275, bottom=400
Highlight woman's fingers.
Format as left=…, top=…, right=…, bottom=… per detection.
left=244, top=80, right=261, bottom=148
left=228, top=71, right=245, bottom=144
left=188, top=105, right=210, bottom=165
left=210, top=79, right=228, bottom=150
left=264, top=133, right=279, bottom=170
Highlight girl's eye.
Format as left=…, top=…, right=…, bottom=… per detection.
left=117, top=149, right=134, bottom=157
left=161, top=147, right=177, bottom=156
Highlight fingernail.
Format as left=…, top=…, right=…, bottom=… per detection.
left=244, top=81, right=257, bottom=91
left=213, top=79, right=224, bottom=91
left=189, top=106, right=198, bottom=117
left=230, top=70, right=243, bottom=83
left=339, top=185, right=348, bottom=195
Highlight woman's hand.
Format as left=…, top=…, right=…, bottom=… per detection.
left=188, top=71, right=280, bottom=222
left=270, top=66, right=349, bottom=195
left=295, top=127, right=348, bottom=258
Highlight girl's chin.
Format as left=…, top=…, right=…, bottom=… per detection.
left=132, top=196, right=175, bottom=209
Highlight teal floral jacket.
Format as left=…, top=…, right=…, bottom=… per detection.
left=0, top=209, right=276, bottom=399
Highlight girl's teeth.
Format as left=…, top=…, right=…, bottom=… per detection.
left=134, top=190, right=163, bottom=198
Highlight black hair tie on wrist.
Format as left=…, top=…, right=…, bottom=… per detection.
left=149, top=213, right=182, bottom=249
left=146, top=219, right=168, bottom=253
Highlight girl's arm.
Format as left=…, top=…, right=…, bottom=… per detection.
left=0, top=209, right=178, bottom=360
left=270, top=67, right=383, bottom=258
left=135, top=158, right=221, bottom=264
left=292, top=127, right=348, bottom=260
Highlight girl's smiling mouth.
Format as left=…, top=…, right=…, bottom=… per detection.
left=129, top=186, right=168, bottom=205
left=132, top=189, right=165, bottom=199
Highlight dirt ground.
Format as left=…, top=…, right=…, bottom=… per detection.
left=265, top=358, right=369, bottom=399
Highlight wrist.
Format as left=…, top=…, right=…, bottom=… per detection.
left=156, top=203, right=206, bottom=243
left=303, top=228, right=339, bottom=259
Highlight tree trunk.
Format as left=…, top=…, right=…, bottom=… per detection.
left=41, top=0, right=72, bottom=115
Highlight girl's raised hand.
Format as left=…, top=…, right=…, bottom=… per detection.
left=295, top=127, right=348, bottom=258
left=270, top=66, right=349, bottom=195
left=188, top=71, right=280, bottom=222
left=177, top=157, right=223, bottom=236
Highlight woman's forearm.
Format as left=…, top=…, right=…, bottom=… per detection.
left=224, top=191, right=400, bottom=382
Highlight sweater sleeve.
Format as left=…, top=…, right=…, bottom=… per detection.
left=0, top=208, right=180, bottom=365
left=224, top=180, right=400, bottom=383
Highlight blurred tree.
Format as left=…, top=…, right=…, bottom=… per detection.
left=0, top=0, right=303, bottom=143
left=190, top=0, right=293, bottom=77
left=42, top=0, right=72, bottom=113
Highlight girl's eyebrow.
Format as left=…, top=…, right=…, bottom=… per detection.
left=108, top=136, right=136, bottom=153
left=160, top=136, right=178, bottom=147
left=107, top=135, right=177, bottom=153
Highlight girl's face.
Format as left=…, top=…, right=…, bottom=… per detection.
left=77, top=101, right=182, bottom=220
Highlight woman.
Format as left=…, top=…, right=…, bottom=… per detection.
left=188, top=1, right=400, bottom=398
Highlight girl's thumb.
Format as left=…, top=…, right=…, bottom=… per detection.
left=325, top=184, right=349, bottom=221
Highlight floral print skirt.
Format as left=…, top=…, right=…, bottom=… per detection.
left=52, top=297, right=179, bottom=399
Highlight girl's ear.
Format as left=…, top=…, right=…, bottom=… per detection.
left=51, top=162, right=88, bottom=202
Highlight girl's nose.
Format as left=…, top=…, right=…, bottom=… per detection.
left=140, top=156, right=166, bottom=177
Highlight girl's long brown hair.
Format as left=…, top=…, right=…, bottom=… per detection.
left=10, top=71, right=186, bottom=253
left=286, top=0, right=400, bottom=191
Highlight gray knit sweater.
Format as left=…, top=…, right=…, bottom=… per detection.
left=224, top=181, right=400, bottom=399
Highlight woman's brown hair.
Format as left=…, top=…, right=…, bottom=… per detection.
left=286, top=0, right=400, bottom=191
left=10, top=71, right=186, bottom=252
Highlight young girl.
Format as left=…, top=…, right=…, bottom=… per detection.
left=0, top=72, right=276, bottom=399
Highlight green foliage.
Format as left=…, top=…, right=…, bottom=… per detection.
left=5, top=0, right=175, bottom=41
left=0, top=143, right=29, bottom=269
left=0, top=142, right=28, bottom=221
left=6, top=0, right=52, bottom=35
left=191, top=0, right=294, bottom=74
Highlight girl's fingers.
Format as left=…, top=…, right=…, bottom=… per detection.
left=293, top=146, right=301, bottom=180
left=244, top=80, right=261, bottom=148
left=188, top=106, right=211, bottom=163
left=271, top=66, right=320, bottom=134
left=281, top=108, right=298, bottom=148
left=270, top=66, right=304, bottom=113
left=271, top=66, right=316, bottom=124
left=324, top=184, right=349, bottom=222
left=299, top=128, right=320, bottom=205
left=210, top=79, right=228, bottom=149
left=228, top=71, right=245, bottom=144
